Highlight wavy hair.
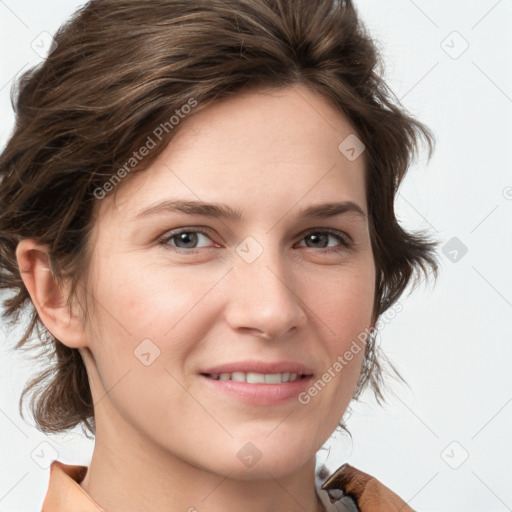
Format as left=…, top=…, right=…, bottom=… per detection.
left=0, top=0, right=439, bottom=436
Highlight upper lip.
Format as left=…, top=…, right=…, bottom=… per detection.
left=200, top=360, right=314, bottom=376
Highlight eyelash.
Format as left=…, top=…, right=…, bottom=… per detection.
left=158, top=227, right=353, bottom=254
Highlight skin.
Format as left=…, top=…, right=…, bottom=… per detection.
left=17, top=83, right=376, bottom=512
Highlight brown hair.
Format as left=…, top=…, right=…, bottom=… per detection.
left=0, top=0, right=439, bottom=436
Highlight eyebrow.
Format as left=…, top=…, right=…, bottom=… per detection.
left=134, top=199, right=367, bottom=222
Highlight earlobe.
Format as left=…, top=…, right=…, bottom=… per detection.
left=15, top=239, right=88, bottom=349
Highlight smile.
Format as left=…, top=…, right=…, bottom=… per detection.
left=203, top=371, right=308, bottom=384
left=199, top=372, right=314, bottom=405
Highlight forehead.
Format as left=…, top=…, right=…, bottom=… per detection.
left=98, top=84, right=367, bottom=221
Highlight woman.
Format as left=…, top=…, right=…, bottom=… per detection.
left=0, top=0, right=439, bottom=510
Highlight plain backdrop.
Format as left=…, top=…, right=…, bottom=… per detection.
left=1, top=1, right=511, bottom=511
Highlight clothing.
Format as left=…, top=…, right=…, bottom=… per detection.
left=315, top=462, right=415, bottom=511
left=41, top=459, right=415, bottom=511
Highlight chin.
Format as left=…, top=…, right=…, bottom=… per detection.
left=222, top=439, right=315, bottom=480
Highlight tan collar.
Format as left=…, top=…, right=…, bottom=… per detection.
left=42, top=461, right=104, bottom=511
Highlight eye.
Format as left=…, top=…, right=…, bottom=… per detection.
left=297, top=229, right=352, bottom=253
left=158, top=227, right=353, bottom=253
left=159, top=229, right=217, bottom=251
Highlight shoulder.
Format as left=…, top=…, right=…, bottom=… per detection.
left=315, top=462, right=416, bottom=512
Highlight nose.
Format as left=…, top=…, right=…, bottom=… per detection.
left=224, top=240, right=307, bottom=340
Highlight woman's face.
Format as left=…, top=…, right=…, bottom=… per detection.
left=79, top=84, right=375, bottom=478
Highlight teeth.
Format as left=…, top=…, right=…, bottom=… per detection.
left=232, top=372, right=246, bottom=382
left=207, top=371, right=303, bottom=383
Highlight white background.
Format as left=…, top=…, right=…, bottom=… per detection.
left=1, top=1, right=511, bottom=511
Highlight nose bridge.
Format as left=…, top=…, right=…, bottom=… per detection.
left=225, top=234, right=305, bottom=337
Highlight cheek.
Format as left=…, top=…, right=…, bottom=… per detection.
left=314, top=261, right=375, bottom=333
left=97, top=260, right=189, bottom=327
left=82, top=260, right=222, bottom=424
left=87, top=257, right=227, bottom=367
left=310, top=262, right=375, bottom=386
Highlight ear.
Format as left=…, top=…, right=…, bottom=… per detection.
left=15, top=238, right=88, bottom=349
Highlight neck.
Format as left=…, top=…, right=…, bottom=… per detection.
left=79, top=408, right=326, bottom=512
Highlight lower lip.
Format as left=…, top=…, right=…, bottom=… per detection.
left=199, top=374, right=313, bottom=405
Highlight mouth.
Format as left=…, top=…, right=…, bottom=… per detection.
left=199, top=371, right=314, bottom=405
left=200, top=371, right=311, bottom=384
